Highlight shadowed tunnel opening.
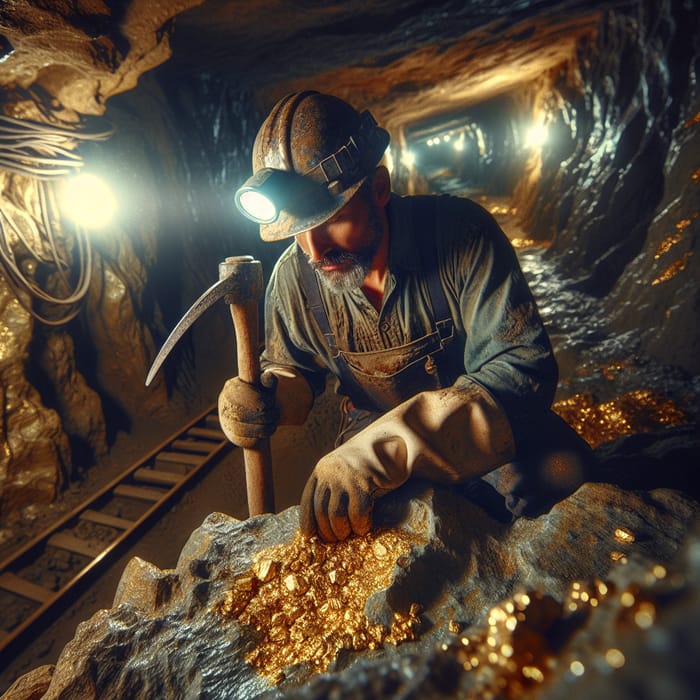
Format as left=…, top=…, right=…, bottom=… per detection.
left=404, top=94, right=527, bottom=198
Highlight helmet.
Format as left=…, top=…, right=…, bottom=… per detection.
left=235, top=91, right=390, bottom=241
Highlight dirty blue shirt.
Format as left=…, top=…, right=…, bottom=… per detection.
left=261, top=193, right=558, bottom=439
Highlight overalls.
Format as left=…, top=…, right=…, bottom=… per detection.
left=296, top=198, right=457, bottom=446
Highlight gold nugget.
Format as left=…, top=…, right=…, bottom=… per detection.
left=213, top=529, right=421, bottom=682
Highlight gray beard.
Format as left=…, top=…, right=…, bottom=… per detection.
left=311, top=203, right=383, bottom=292
left=314, top=253, right=370, bottom=291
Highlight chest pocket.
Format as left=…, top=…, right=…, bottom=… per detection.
left=339, top=322, right=454, bottom=411
left=297, top=197, right=455, bottom=412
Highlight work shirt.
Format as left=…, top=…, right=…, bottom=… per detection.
left=261, top=193, right=558, bottom=441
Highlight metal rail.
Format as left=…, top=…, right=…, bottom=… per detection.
left=0, top=404, right=231, bottom=661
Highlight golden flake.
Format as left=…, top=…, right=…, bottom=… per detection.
left=522, top=666, right=544, bottom=682
left=510, top=238, right=537, bottom=248
left=614, top=527, right=635, bottom=544
left=553, top=390, right=689, bottom=448
left=372, top=540, right=388, bottom=558
left=652, top=564, right=667, bottom=579
left=620, top=591, right=636, bottom=607
left=253, top=558, right=277, bottom=583
left=605, top=648, right=626, bottom=669
left=652, top=251, right=693, bottom=285
left=570, top=660, right=585, bottom=676
left=602, top=360, right=632, bottom=380
left=610, top=551, right=628, bottom=564
left=634, top=601, right=656, bottom=629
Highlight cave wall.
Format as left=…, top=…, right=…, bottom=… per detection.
left=0, top=0, right=204, bottom=524
left=513, top=0, right=699, bottom=371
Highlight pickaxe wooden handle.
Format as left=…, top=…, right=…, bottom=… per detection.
left=145, top=255, right=275, bottom=517
left=219, top=256, right=275, bottom=517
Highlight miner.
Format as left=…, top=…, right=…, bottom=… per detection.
left=219, top=90, right=593, bottom=542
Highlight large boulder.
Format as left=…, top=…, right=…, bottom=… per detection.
left=4, top=468, right=698, bottom=699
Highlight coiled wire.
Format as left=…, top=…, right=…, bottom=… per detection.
left=0, top=114, right=113, bottom=325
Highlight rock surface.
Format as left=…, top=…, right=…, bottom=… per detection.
left=3, top=464, right=698, bottom=699
left=0, top=0, right=201, bottom=523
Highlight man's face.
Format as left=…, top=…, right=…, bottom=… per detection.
left=295, top=183, right=385, bottom=291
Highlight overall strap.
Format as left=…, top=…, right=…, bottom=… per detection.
left=296, top=245, right=338, bottom=355
left=416, top=197, right=454, bottom=386
left=296, top=245, right=375, bottom=407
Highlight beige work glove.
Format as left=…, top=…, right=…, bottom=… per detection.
left=300, top=377, right=515, bottom=542
left=218, top=367, right=313, bottom=448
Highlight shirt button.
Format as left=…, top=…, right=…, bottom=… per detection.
left=380, top=322, right=390, bottom=333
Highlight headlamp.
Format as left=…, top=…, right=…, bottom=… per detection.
left=235, top=168, right=286, bottom=223
left=234, top=110, right=389, bottom=230
left=235, top=167, right=337, bottom=225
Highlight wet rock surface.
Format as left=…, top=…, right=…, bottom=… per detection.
left=3, top=455, right=698, bottom=699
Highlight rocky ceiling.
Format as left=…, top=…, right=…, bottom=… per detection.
left=0, top=0, right=606, bottom=146
left=168, top=0, right=603, bottom=132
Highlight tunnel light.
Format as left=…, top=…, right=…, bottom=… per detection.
left=384, top=148, right=395, bottom=174
left=454, top=135, right=465, bottom=152
left=525, top=123, right=549, bottom=149
left=443, top=134, right=451, bottom=143
left=59, top=172, right=117, bottom=229
left=401, top=150, right=416, bottom=167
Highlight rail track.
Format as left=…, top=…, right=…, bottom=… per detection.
left=0, top=404, right=232, bottom=662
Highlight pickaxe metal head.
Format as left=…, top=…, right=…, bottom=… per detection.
left=145, top=255, right=263, bottom=387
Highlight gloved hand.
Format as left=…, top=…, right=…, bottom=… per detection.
left=218, top=371, right=280, bottom=448
left=300, top=377, right=516, bottom=542
left=300, top=436, right=410, bottom=542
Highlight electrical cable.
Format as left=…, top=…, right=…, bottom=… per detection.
left=0, top=114, right=112, bottom=325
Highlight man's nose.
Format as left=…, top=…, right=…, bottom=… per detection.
left=300, top=226, right=332, bottom=261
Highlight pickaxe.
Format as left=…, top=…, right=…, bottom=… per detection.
left=145, top=255, right=275, bottom=517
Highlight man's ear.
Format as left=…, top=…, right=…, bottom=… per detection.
left=372, top=166, right=391, bottom=206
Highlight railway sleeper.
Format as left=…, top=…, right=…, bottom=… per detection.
left=47, top=532, right=104, bottom=559
left=133, top=468, right=183, bottom=487
left=187, top=426, right=226, bottom=441
left=0, top=571, right=52, bottom=604
left=113, top=484, right=167, bottom=503
left=204, top=414, right=222, bottom=430
left=170, top=438, right=218, bottom=454
left=79, top=509, right=133, bottom=530
left=155, top=451, right=204, bottom=474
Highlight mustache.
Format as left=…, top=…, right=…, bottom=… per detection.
left=309, top=249, right=363, bottom=271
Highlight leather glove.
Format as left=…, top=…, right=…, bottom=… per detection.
left=300, top=377, right=515, bottom=542
left=218, top=371, right=280, bottom=448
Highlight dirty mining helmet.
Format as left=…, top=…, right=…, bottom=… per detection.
left=235, top=91, right=390, bottom=241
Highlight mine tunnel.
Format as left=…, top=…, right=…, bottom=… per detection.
left=0, top=0, right=699, bottom=697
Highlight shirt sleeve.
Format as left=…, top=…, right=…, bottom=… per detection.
left=438, top=198, right=558, bottom=440
left=260, top=245, right=329, bottom=398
